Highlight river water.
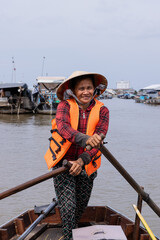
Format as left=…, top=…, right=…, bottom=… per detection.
left=0, top=98, right=160, bottom=237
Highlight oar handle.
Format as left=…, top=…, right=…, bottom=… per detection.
left=0, top=160, right=71, bottom=200
left=63, top=159, right=72, bottom=168
left=86, top=133, right=105, bottom=151
left=86, top=133, right=160, bottom=217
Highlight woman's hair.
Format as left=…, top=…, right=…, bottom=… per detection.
left=69, top=75, right=95, bottom=91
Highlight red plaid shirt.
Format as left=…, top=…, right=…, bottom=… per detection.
left=56, top=99, right=109, bottom=163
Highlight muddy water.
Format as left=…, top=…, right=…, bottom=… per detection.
left=0, top=98, right=159, bottom=237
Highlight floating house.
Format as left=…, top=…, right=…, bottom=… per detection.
left=0, top=82, right=34, bottom=114
left=136, top=84, right=160, bottom=104
left=32, top=76, right=65, bottom=114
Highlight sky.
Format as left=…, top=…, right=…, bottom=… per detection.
left=0, top=0, right=160, bottom=90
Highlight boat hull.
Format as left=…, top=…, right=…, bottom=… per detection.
left=0, top=206, right=157, bottom=240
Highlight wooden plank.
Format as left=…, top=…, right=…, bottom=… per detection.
left=133, top=191, right=143, bottom=240
left=104, top=207, right=117, bottom=224
left=19, top=211, right=32, bottom=227
left=0, top=229, right=8, bottom=240
left=108, top=214, right=120, bottom=225
left=0, top=222, right=16, bottom=240
left=95, top=206, right=106, bottom=222
left=125, top=223, right=134, bottom=240
left=140, top=234, right=150, bottom=240
left=15, top=218, right=25, bottom=235
left=41, top=208, right=62, bottom=224
left=80, top=207, right=97, bottom=222
left=25, top=223, right=48, bottom=240
left=28, top=210, right=38, bottom=223
left=35, top=227, right=63, bottom=240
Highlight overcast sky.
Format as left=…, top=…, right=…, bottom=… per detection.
left=0, top=0, right=160, bottom=90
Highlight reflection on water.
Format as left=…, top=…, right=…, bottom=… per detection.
left=0, top=99, right=160, bottom=237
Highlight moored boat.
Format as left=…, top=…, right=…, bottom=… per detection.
left=0, top=83, right=34, bottom=114
left=145, top=97, right=160, bottom=105
left=32, top=76, right=65, bottom=115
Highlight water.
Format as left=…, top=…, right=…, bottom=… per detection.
left=0, top=98, right=160, bottom=237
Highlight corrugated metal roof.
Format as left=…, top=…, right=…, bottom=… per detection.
left=143, top=84, right=160, bottom=90
left=0, top=82, right=28, bottom=89
left=36, top=76, right=65, bottom=84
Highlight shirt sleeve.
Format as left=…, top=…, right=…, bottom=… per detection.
left=56, top=100, right=80, bottom=143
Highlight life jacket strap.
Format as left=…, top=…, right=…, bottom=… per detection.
left=92, top=153, right=101, bottom=168
left=49, top=137, right=61, bottom=154
left=49, top=146, right=56, bottom=160
left=51, top=129, right=66, bottom=145
left=60, top=139, right=66, bottom=145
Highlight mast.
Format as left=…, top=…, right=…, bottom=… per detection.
left=41, top=56, right=46, bottom=76
left=12, top=57, right=16, bottom=82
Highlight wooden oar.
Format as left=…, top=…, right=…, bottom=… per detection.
left=86, top=134, right=160, bottom=217
left=0, top=160, right=70, bottom=200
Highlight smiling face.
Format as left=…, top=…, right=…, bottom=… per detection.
left=73, top=77, right=95, bottom=109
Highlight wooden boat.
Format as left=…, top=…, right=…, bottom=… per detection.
left=0, top=83, right=34, bottom=114
left=0, top=202, right=158, bottom=240
left=0, top=148, right=159, bottom=240
left=32, top=76, right=65, bottom=115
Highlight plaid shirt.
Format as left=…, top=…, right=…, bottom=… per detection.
left=56, top=99, right=109, bottom=163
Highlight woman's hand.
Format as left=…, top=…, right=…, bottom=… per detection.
left=86, top=133, right=102, bottom=149
left=69, top=158, right=84, bottom=176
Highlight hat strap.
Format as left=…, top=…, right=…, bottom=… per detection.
left=64, top=89, right=87, bottom=106
left=63, top=83, right=106, bottom=105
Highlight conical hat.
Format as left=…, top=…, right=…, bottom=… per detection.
left=56, top=71, right=108, bottom=100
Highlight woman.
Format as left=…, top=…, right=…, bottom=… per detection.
left=45, top=71, right=109, bottom=240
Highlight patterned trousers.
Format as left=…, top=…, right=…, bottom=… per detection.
left=53, top=169, right=97, bottom=240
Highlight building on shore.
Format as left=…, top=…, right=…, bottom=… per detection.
left=116, top=80, right=130, bottom=89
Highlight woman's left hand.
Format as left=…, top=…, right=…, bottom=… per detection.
left=69, top=159, right=83, bottom=176
left=86, top=133, right=102, bottom=149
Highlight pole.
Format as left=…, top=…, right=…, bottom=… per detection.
left=99, top=144, right=160, bottom=217
left=41, top=56, right=45, bottom=76
left=86, top=134, right=160, bottom=217
left=0, top=164, right=69, bottom=200
left=17, top=199, right=58, bottom=240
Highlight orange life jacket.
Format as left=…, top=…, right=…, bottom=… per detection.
left=44, top=98, right=104, bottom=176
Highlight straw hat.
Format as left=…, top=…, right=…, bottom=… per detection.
left=56, top=71, right=108, bottom=100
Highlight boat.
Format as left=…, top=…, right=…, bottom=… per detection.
left=0, top=153, right=159, bottom=240
left=135, top=94, right=149, bottom=103
left=145, top=97, right=160, bottom=105
left=0, top=138, right=159, bottom=240
left=32, top=76, right=65, bottom=115
left=0, top=202, right=158, bottom=240
left=0, top=83, right=34, bottom=114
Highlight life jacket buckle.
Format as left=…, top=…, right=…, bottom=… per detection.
left=55, top=146, right=61, bottom=154
left=60, top=139, right=66, bottom=145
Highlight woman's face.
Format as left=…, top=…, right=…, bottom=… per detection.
left=73, top=77, right=94, bottom=107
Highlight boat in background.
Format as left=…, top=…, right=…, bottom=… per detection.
left=0, top=83, right=34, bottom=114
left=32, top=76, right=65, bottom=115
